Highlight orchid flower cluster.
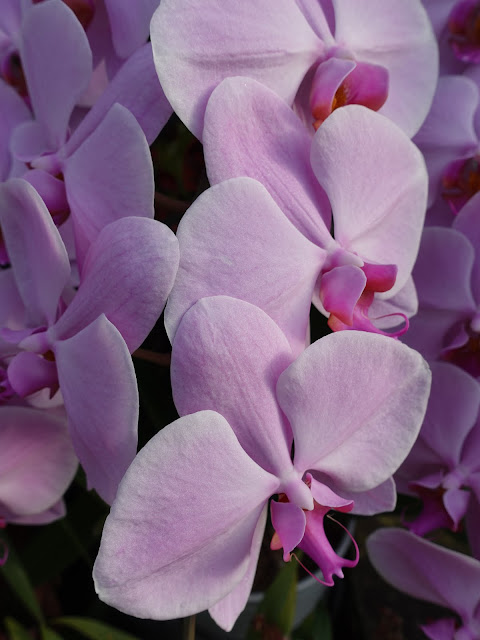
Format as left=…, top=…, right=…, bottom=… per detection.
left=1, top=0, right=479, bottom=638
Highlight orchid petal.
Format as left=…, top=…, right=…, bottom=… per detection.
left=0, top=82, right=31, bottom=180
left=332, top=0, right=438, bottom=137
left=103, top=0, right=157, bottom=59
left=311, top=105, right=428, bottom=296
left=65, top=103, right=154, bottom=268
left=454, top=192, right=480, bottom=304
left=277, top=331, right=431, bottom=492
left=203, top=77, right=332, bottom=243
left=65, top=44, right=171, bottom=151
left=93, top=411, right=278, bottom=622
left=50, top=217, right=178, bottom=352
left=420, top=362, right=480, bottom=467
left=150, top=0, right=322, bottom=138
left=348, top=478, right=397, bottom=516
left=367, top=527, right=480, bottom=616
left=0, top=406, right=77, bottom=520
left=271, top=500, right=306, bottom=560
left=54, top=315, right=138, bottom=504
left=209, top=506, right=268, bottom=632
left=412, top=227, right=476, bottom=311
left=165, top=178, right=325, bottom=355
left=0, top=178, right=70, bottom=326
left=172, top=296, right=295, bottom=476
left=20, top=0, right=92, bottom=148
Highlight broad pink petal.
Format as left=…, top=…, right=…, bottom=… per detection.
left=93, top=411, right=278, bottom=622
left=171, top=296, right=294, bottom=476
left=454, top=192, right=480, bottom=304
left=332, top=0, right=438, bottom=137
left=0, top=82, right=31, bottom=180
left=277, top=331, right=431, bottom=492
left=348, top=478, right=397, bottom=516
left=420, top=362, right=480, bottom=467
left=367, top=527, right=480, bottom=616
left=54, top=315, right=138, bottom=504
left=50, top=217, right=178, bottom=352
left=65, top=44, right=171, bottom=151
left=65, top=103, right=154, bottom=268
left=0, top=406, right=77, bottom=519
left=311, top=105, right=428, bottom=297
left=209, top=506, right=268, bottom=632
left=203, top=77, right=332, bottom=243
left=150, top=0, right=322, bottom=138
left=20, top=0, right=92, bottom=148
left=165, top=178, right=325, bottom=355
left=103, top=0, right=157, bottom=58
left=412, top=227, right=476, bottom=311
left=0, top=178, right=70, bottom=326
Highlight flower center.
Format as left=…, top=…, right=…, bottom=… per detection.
left=448, top=0, right=480, bottom=63
left=442, top=155, right=480, bottom=214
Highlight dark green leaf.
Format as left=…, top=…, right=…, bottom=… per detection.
left=1, top=536, right=43, bottom=623
left=40, top=626, right=63, bottom=640
left=248, top=557, right=298, bottom=638
left=54, top=616, right=141, bottom=640
left=4, top=617, right=32, bottom=640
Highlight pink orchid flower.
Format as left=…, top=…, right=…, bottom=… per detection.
left=166, top=99, right=427, bottom=352
left=93, top=296, right=431, bottom=631
left=396, top=362, right=480, bottom=541
left=0, top=178, right=179, bottom=503
left=368, top=527, right=480, bottom=640
left=151, top=0, right=437, bottom=139
left=404, top=193, right=480, bottom=377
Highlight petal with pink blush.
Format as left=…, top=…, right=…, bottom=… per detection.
left=332, top=0, right=438, bottom=137
left=367, top=528, right=480, bottom=619
left=50, top=217, right=179, bottom=353
left=0, top=82, right=31, bottom=180
left=150, top=0, right=322, bottom=138
left=203, top=77, right=332, bottom=244
left=311, top=105, right=428, bottom=297
left=348, top=478, right=397, bottom=516
left=319, top=264, right=367, bottom=325
left=103, top=0, right=157, bottom=59
left=412, top=227, right=476, bottom=312
left=277, top=331, right=431, bottom=492
left=65, top=44, right=171, bottom=151
left=0, top=179, right=70, bottom=326
left=93, top=411, right=279, bottom=623
left=165, top=178, right=326, bottom=356
left=209, top=506, right=268, bottom=632
left=65, top=103, right=154, bottom=268
left=0, top=406, right=77, bottom=520
left=171, top=296, right=295, bottom=476
left=20, top=0, right=92, bottom=148
left=270, top=500, right=306, bottom=560
left=54, top=315, right=139, bottom=504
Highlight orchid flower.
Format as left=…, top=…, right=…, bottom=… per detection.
left=404, top=193, right=480, bottom=377
left=368, top=527, right=480, bottom=640
left=0, top=404, right=77, bottom=526
left=166, top=101, right=427, bottom=351
left=1, top=0, right=171, bottom=269
left=0, top=178, right=179, bottom=503
left=93, top=296, right=431, bottom=631
left=151, top=0, right=437, bottom=139
left=396, top=362, right=480, bottom=539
